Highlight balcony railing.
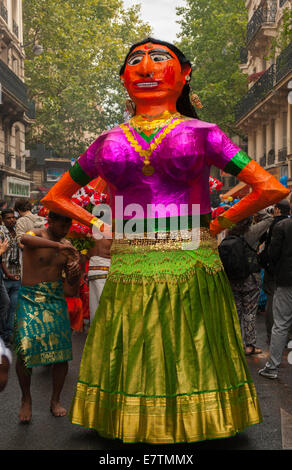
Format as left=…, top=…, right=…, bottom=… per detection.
left=278, top=147, right=287, bottom=162
left=236, top=40, right=292, bottom=121
left=0, top=1, right=8, bottom=23
left=235, top=64, right=276, bottom=121
left=276, top=41, right=292, bottom=83
left=260, top=154, right=266, bottom=167
left=0, top=60, right=30, bottom=110
left=13, top=20, right=19, bottom=38
left=246, top=1, right=277, bottom=44
left=267, top=149, right=275, bottom=165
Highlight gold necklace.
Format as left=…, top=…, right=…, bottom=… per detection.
left=120, top=114, right=187, bottom=176
left=129, top=110, right=181, bottom=134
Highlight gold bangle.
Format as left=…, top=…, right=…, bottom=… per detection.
left=25, top=231, right=36, bottom=236
left=90, top=217, right=104, bottom=230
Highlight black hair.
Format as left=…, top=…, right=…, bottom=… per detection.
left=228, top=216, right=253, bottom=237
left=48, top=211, right=72, bottom=224
left=120, top=37, right=199, bottom=119
left=1, top=208, right=14, bottom=218
left=14, top=198, right=32, bottom=213
left=275, top=199, right=291, bottom=216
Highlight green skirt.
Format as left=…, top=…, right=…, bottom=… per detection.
left=14, top=281, right=72, bottom=368
left=69, top=234, right=262, bottom=443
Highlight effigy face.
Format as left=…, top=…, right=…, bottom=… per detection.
left=121, top=42, right=190, bottom=109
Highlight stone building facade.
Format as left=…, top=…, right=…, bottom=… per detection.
left=236, top=0, right=292, bottom=189
left=0, top=0, right=34, bottom=204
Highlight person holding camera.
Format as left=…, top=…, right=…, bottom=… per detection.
left=259, top=200, right=291, bottom=344
left=0, top=209, right=21, bottom=346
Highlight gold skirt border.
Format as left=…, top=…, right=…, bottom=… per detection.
left=69, top=381, right=262, bottom=444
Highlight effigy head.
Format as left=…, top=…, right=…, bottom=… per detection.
left=120, top=37, right=197, bottom=117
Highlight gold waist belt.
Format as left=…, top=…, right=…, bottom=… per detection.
left=111, top=228, right=217, bottom=254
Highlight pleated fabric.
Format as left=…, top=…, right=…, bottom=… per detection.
left=69, top=245, right=262, bottom=443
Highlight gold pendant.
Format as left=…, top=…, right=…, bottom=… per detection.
left=142, top=165, right=155, bottom=176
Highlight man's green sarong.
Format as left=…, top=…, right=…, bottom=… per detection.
left=14, top=280, right=72, bottom=368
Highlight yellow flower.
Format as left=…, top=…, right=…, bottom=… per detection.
left=80, top=249, right=88, bottom=255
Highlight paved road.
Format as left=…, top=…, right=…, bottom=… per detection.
left=1, top=312, right=292, bottom=452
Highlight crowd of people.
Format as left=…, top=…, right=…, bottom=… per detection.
left=217, top=195, right=292, bottom=378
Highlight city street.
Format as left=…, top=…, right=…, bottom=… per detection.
left=1, top=312, right=292, bottom=453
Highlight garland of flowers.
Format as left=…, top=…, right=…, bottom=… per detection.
left=209, top=177, right=222, bottom=193
left=67, top=183, right=109, bottom=254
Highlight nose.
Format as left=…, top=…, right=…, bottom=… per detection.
left=138, top=54, right=153, bottom=77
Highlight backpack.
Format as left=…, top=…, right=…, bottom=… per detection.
left=218, top=235, right=260, bottom=281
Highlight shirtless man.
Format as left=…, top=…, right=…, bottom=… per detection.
left=15, top=211, right=80, bottom=423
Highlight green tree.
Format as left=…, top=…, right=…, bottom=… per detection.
left=270, top=6, right=292, bottom=55
left=175, top=0, right=248, bottom=134
left=23, top=0, right=151, bottom=157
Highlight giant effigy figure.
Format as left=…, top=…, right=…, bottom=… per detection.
left=42, top=37, right=289, bottom=443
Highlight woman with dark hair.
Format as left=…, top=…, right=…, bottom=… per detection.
left=42, top=37, right=288, bottom=443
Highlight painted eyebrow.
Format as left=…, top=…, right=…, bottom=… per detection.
left=127, top=50, right=146, bottom=61
left=148, top=49, right=173, bottom=57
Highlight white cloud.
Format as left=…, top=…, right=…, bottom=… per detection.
left=123, top=0, right=186, bottom=43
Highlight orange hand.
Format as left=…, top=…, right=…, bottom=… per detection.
left=211, top=160, right=290, bottom=234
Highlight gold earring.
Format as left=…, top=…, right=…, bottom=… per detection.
left=190, top=93, right=203, bottom=109
left=185, top=74, right=191, bottom=82
left=125, top=98, right=136, bottom=117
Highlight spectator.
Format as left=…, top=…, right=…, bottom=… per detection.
left=14, top=199, right=46, bottom=249
left=259, top=212, right=292, bottom=379
left=260, top=200, right=291, bottom=344
left=0, top=209, right=21, bottom=346
left=223, top=209, right=273, bottom=355
left=0, top=200, right=7, bottom=225
left=0, top=336, right=12, bottom=392
left=0, top=238, right=10, bottom=344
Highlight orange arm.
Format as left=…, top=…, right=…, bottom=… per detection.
left=41, top=171, right=104, bottom=231
left=210, top=159, right=289, bottom=236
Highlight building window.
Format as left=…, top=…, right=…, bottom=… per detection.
left=12, top=57, right=19, bottom=76
left=15, top=126, right=21, bottom=170
left=279, top=165, right=288, bottom=178
left=253, top=131, right=257, bottom=159
left=263, top=125, right=267, bottom=154
left=271, top=118, right=275, bottom=149
left=282, top=111, right=287, bottom=148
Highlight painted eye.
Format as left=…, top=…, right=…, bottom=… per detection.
left=150, top=53, right=172, bottom=62
left=127, top=55, right=144, bottom=65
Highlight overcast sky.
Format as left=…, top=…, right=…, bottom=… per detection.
left=122, top=0, right=186, bottom=43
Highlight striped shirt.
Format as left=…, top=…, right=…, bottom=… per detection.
left=0, top=225, right=20, bottom=278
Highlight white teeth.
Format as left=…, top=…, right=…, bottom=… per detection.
left=137, top=82, right=158, bottom=87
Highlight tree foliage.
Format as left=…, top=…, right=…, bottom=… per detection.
left=270, top=6, right=292, bottom=55
left=23, top=0, right=151, bottom=157
left=175, top=0, right=248, bottom=134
